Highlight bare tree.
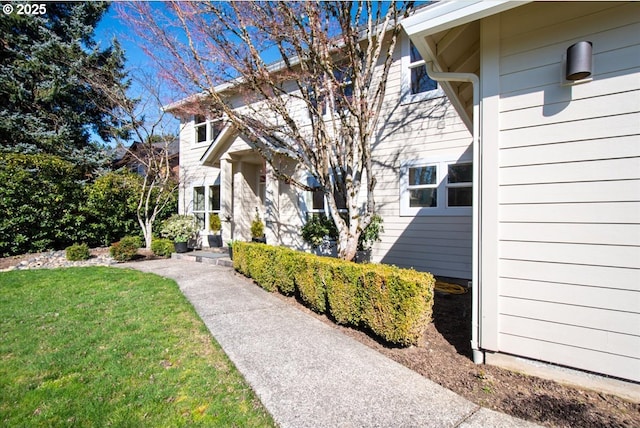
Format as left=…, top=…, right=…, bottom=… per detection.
left=85, top=65, right=179, bottom=249
left=122, top=1, right=412, bottom=260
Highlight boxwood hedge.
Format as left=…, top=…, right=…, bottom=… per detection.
left=232, top=242, right=435, bottom=346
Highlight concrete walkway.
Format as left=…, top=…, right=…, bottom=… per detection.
left=121, top=258, right=540, bottom=428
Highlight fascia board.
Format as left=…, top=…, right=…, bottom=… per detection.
left=402, top=0, right=530, bottom=37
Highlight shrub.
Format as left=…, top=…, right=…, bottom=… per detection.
left=161, top=215, right=197, bottom=243
left=209, top=213, right=221, bottom=233
left=250, top=209, right=264, bottom=239
left=151, top=238, right=174, bottom=258
left=293, top=252, right=327, bottom=314
left=110, top=236, right=141, bottom=262
left=232, top=242, right=435, bottom=346
left=65, top=243, right=91, bottom=261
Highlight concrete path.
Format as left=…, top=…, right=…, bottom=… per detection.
left=121, top=258, right=540, bottom=428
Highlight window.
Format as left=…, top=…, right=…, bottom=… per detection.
left=447, top=163, right=473, bottom=207
left=209, top=184, right=220, bottom=211
left=307, top=65, right=354, bottom=118
left=408, top=164, right=438, bottom=208
left=193, top=115, right=225, bottom=145
left=409, top=42, right=438, bottom=95
left=193, top=186, right=206, bottom=229
left=400, top=159, right=472, bottom=216
left=402, top=38, right=442, bottom=103
left=305, top=175, right=347, bottom=215
left=193, top=183, right=221, bottom=231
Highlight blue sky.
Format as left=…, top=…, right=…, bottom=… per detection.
left=94, top=4, right=179, bottom=145
left=95, top=5, right=147, bottom=70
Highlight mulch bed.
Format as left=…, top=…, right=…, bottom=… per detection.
left=269, top=285, right=640, bottom=428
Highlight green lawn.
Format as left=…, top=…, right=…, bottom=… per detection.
left=0, top=267, right=276, bottom=427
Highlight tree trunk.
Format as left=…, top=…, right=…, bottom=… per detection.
left=142, top=220, right=153, bottom=249
left=337, top=229, right=358, bottom=261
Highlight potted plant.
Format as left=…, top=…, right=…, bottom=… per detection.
left=355, top=214, right=384, bottom=263
left=250, top=208, right=266, bottom=243
left=160, top=214, right=198, bottom=253
left=301, top=214, right=338, bottom=256
left=227, top=240, right=237, bottom=260
left=208, top=213, right=222, bottom=248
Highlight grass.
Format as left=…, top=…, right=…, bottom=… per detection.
left=0, top=267, right=276, bottom=427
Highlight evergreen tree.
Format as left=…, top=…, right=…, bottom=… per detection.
left=0, top=2, right=127, bottom=174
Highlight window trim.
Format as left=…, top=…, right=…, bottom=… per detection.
left=192, top=179, right=221, bottom=232
left=401, top=36, right=444, bottom=104
left=400, top=157, right=472, bottom=216
left=193, top=115, right=225, bottom=147
left=304, top=174, right=348, bottom=215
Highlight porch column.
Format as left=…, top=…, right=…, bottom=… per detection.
left=264, top=163, right=277, bottom=244
left=220, top=155, right=233, bottom=245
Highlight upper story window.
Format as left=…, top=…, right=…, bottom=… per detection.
left=409, top=42, right=438, bottom=95
left=402, top=37, right=443, bottom=103
left=193, top=115, right=224, bottom=145
left=400, top=158, right=472, bottom=216
left=307, top=65, right=354, bottom=119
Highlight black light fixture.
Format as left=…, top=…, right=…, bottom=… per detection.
left=566, top=41, right=593, bottom=81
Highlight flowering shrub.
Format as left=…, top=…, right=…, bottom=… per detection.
left=160, top=215, right=198, bottom=243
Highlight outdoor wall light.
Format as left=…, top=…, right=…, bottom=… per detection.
left=565, top=41, right=593, bottom=81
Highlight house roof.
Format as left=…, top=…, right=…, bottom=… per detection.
left=401, top=1, right=530, bottom=127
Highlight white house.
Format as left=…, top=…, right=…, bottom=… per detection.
left=402, top=1, right=640, bottom=385
left=168, top=27, right=475, bottom=280
left=168, top=1, right=639, bottom=388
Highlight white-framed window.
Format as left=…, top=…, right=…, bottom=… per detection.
left=401, top=37, right=443, bottom=104
left=192, top=182, right=221, bottom=231
left=193, top=115, right=225, bottom=146
left=307, top=64, right=354, bottom=119
left=193, top=186, right=206, bottom=229
left=304, top=175, right=347, bottom=215
left=400, top=158, right=472, bottom=216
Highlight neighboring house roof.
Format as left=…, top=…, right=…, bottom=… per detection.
left=113, top=139, right=180, bottom=170
left=401, top=1, right=531, bottom=127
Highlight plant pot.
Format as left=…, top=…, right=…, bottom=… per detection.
left=355, top=249, right=371, bottom=263
left=174, top=241, right=188, bottom=253
left=208, top=234, right=222, bottom=248
left=251, top=236, right=267, bottom=244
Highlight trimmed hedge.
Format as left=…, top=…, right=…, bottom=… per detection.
left=232, top=242, right=435, bottom=346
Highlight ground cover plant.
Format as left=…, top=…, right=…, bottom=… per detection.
left=0, top=267, right=275, bottom=427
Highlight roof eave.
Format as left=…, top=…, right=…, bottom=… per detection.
left=402, top=0, right=529, bottom=38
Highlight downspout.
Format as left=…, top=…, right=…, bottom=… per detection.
left=425, top=62, right=483, bottom=364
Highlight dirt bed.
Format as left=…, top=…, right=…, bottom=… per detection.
left=272, top=287, right=639, bottom=428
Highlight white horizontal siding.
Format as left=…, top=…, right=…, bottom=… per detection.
left=501, top=135, right=639, bottom=166
left=371, top=35, right=473, bottom=279
left=500, top=259, right=639, bottom=292
left=500, top=278, right=640, bottom=313
left=500, top=201, right=640, bottom=224
left=498, top=334, right=640, bottom=382
left=490, top=1, right=640, bottom=381
left=499, top=222, right=640, bottom=247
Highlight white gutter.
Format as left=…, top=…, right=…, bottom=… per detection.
left=425, top=62, right=483, bottom=364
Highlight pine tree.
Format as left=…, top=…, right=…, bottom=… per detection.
left=0, top=2, right=127, bottom=175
